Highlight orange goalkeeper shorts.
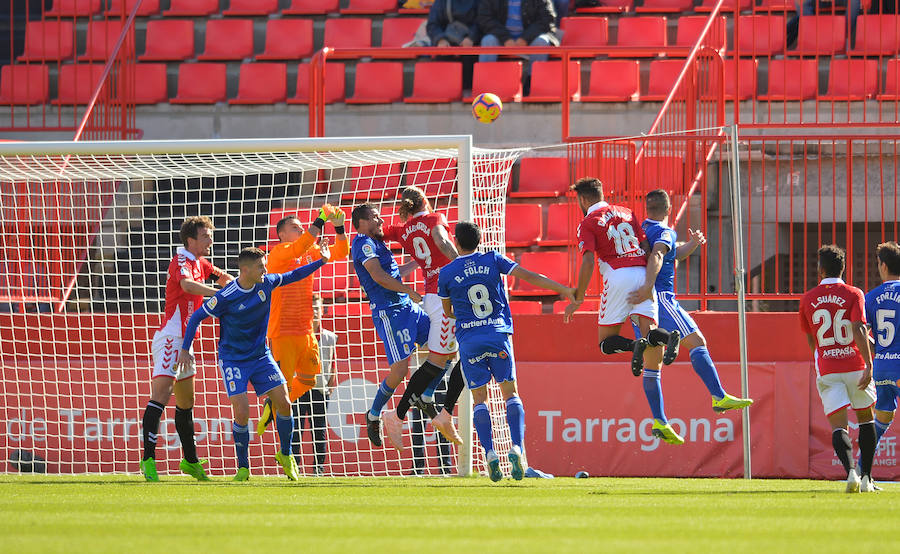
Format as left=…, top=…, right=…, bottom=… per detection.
left=270, top=335, right=321, bottom=396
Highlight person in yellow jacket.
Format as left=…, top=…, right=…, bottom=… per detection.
left=258, top=204, right=349, bottom=435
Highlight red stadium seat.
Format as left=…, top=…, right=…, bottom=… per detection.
left=465, top=61, right=522, bottom=103
left=541, top=202, right=581, bottom=246
left=171, top=63, right=227, bottom=104
left=79, top=20, right=131, bottom=61
left=559, top=17, right=609, bottom=47
left=406, top=158, right=458, bottom=197
left=134, top=63, right=168, bottom=105
left=736, top=15, right=786, bottom=56
left=523, top=60, right=581, bottom=102
left=224, top=0, right=279, bottom=15
left=105, top=0, right=160, bottom=16
left=637, top=155, right=685, bottom=192
left=139, top=20, right=194, bottom=61
left=198, top=19, right=255, bottom=60
left=340, top=163, right=403, bottom=202
left=404, top=62, right=463, bottom=103
left=163, top=0, right=219, bottom=16
left=582, top=60, right=640, bottom=101
left=848, top=15, right=900, bottom=56
left=341, top=0, right=396, bottom=13
left=0, top=65, right=50, bottom=105
left=793, top=16, right=846, bottom=55
left=821, top=59, right=879, bottom=100
left=288, top=62, right=346, bottom=104
left=553, top=299, right=599, bottom=313
left=18, top=21, right=75, bottom=61
left=511, top=252, right=569, bottom=296
left=636, top=0, right=693, bottom=12
left=257, top=19, right=315, bottom=60
left=46, top=0, right=101, bottom=16
left=576, top=0, right=633, bottom=13
left=323, top=19, right=373, bottom=49
left=346, top=62, right=404, bottom=104
left=510, top=301, right=543, bottom=315
left=642, top=60, right=684, bottom=101
left=505, top=204, right=542, bottom=247
left=759, top=58, right=818, bottom=100
left=756, top=0, right=795, bottom=10
left=878, top=58, right=900, bottom=100
left=381, top=17, right=426, bottom=48
left=696, top=0, right=752, bottom=11
left=612, top=17, right=667, bottom=57
left=229, top=63, right=287, bottom=104
left=54, top=64, right=105, bottom=105
left=283, top=0, right=339, bottom=14
left=717, top=58, right=758, bottom=101
left=674, top=16, right=726, bottom=53
left=511, top=157, right=569, bottom=198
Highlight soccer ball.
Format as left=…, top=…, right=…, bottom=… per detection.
left=472, top=92, right=503, bottom=124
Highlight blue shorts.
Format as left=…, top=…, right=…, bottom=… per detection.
left=218, top=352, right=286, bottom=397
left=459, top=332, right=516, bottom=389
left=656, top=291, right=700, bottom=337
left=372, top=302, right=430, bottom=365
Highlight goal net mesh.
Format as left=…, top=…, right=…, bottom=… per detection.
left=0, top=142, right=525, bottom=477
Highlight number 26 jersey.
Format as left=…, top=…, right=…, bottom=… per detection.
left=437, top=251, right=517, bottom=342
left=799, top=278, right=867, bottom=375
left=577, top=201, right=647, bottom=271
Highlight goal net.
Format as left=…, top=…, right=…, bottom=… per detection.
left=0, top=136, right=525, bottom=477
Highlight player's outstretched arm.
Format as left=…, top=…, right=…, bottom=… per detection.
left=180, top=278, right=221, bottom=297
left=675, top=228, right=706, bottom=261
left=363, top=258, right=422, bottom=303
left=398, top=259, right=418, bottom=279
left=628, top=242, right=667, bottom=305
left=431, top=225, right=459, bottom=261
left=510, top=266, right=576, bottom=302
left=329, top=208, right=350, bottom=261
left=278, top=239, right=330, bottom=287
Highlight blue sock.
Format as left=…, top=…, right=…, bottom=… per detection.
left=505, top=396, right=525, bottom=448
left=473, top=403, right=494, bottom=454
left=875, top=419, right=892, bottom=448
left=689, top=346, right=727, bottom=399
left=232, top=422, right=250, bottom=469
left=369, top=380, right=395, bottom=417
left=642, top=369, right=667, bottom=423
left=275, top=413, right=294, bottom=456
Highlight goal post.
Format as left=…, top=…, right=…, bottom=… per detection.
left=0, top=135, right=524, bottom=477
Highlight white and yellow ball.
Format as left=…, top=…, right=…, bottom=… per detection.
left=471, top=92, right=503, bottom=124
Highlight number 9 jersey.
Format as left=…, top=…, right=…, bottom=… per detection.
left=799, top=277, right=867, bottom=375
left=384, top=212, right=453, bottom=294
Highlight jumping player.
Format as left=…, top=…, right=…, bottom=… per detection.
left=177, top=243, right=330, bottom=481
left=140, top=216, right=232, bottom=482
left=350, top=203, right=460, bottom=451
left=562, top=177, right=683, bottom=445
left=799, top=244, right=876, bottom=493
left=439, top=221, right=575, bottom=482
left=633, top=189, right=753, bottom=413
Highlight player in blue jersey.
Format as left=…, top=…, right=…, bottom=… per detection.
left=176, top=243, right=330, bottom=481
left=630, top=190, right=753, bottom=414
left=865, top=241, right=900, bottom=491
left=438, top=221, right=575, bottom=482
left=350, top=203, right=461, bottom=452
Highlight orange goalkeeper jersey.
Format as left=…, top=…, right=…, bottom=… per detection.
left=267, top=231, right=349, bottom=338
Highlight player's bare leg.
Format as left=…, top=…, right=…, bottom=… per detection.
left=681, top=331, right=753, bottom=413
left=827, top=408, right=861, bottom=492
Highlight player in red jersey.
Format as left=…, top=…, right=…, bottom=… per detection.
left=140, top=216, right=233, bottom=481
left=799, top=244, right=877, bottom=493
left=378, top=186, right=463, bottom=448
left=562, top=177, right=683, bottom=444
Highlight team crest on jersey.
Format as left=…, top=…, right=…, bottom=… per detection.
left=207, top=297, right=218, bottom=309
left=498, top=350, right=508, bottom=359
left=257, top=290, right=266, bottom=302
left=362, top=244, right=375, bottom=258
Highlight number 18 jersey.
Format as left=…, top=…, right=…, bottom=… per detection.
left=577, top=201, right=647, bottom=271
left=799, top=278, right=867, bottom=375
left=865, top=280, right=900, bottom=377
left=437, top=251, right=517, bottom=342
left=384, top=211, right=452, bottom=294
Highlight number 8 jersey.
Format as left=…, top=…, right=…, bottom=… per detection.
left=865, top=279, right=900, bottom=376
left=799, top=277, right=867, bottom=375
left=437, top=251, right=517, bottom=342
left=576, top=201, right=647, bottom=273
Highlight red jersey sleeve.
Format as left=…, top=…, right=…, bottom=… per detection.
left=383, top=224, right=402, bottom=243
left=577, top=220, right=596, bottom=255
left=198, top=257, right=217, bottom=281
left=170, top=256, right=190, bottom=284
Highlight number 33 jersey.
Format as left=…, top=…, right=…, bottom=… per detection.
left=438, top=251, right=517, bottom=342
left=865, top=279, right=900, bottom=376
left=577, top=201, right=647, bottom=272
left=799, top=277, right=867, bottom=375
left=384, top=212, right=453, bottom=294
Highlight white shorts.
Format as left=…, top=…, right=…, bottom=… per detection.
left=597, top=265, right=658, bottom=326
left=815, top=370, right=876, bottom=416
left=423, top=293, right=458, bottom=355
left=151, top=331, right=196, bottom=381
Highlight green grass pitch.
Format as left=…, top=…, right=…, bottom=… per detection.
left=1, top=476, right=898, bottom=553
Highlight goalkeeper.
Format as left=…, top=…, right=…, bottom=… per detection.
left=257, top=204, right=349, bottom=436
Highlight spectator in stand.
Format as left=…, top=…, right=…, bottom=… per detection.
left=786, top=0, right=861, bottom=50
left=477, top=0, right=559, bottom=64
left=428, top=0, right=481, bottom=47
left=553, top=0, right=569, bottom=23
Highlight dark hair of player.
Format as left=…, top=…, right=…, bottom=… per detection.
left=351, top=203, right=376, bottom=230
left=398, top=186, right=432, bottom=220
left=817, top=244, right=846, bottom=278
left=275, top=215, right=299, bottom=238
left=569, top=177, right=603, bottom=201
left=646, top=189, right=671, bottom=218
left=877, top=241, right=900, bottom=276
left=179, top=216, right=214, bottom=247
left=237, top=246, right=266, bottom=267
left=455, top=221, right=481, bottom=251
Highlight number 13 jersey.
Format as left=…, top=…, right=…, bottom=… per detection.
left=799, top=277, right=867, bottom=375
left=438, top=251, right=517, bottom=342
left=577, top=201, right=648, bottom=273
left=384, top=211, right=453, bottom=294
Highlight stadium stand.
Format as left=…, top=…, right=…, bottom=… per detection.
left=466, top=61, right=523, bottom=103
left=54, top=64, right=105, bottom=104
left=346, top=62, right=405, bottom=104
left=170, top=63, right=228, bottom=104
left=404, top=62, right=463, bottom=103
left=134, top=63, right=168, bottom=105
left=612, top=16, right=668, bottom=57
left=106, top=0, right=161, bottom=16
left=759, top=58, right=820, bottom=100
left=582, top=60, right=640, bottom=102
left=323, top=18, right=373, bottom=49
left=523, top=60, right=581, bottom=102
left=257, top=19, right=315, bottom=60
left=511, top=157, right=569, bottom=198
left=0, top=65, right=50, bottom=105
left=223, top=0, right=279, bottom=16
left=736, top=15, right=787, bottom=56
left=282, top=0, right=340, bottom=14
left=380, top=18, right=426, bottom=48
left=17, top=21, right=75, bottom=61
left=559, top=17, right=609, bottom=47
left=46, top=0, right=101, bottom=17
left=289, top=62, right=346, bottom=104
left=139, top=20, right=195, bottom=61
left=504, top=204, right=543, bottom=248
left=197, top=19, right=255, bottom=61
left=163, top=0, right=219, bottom=16
left=229, top=63, right=288, bottom=105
